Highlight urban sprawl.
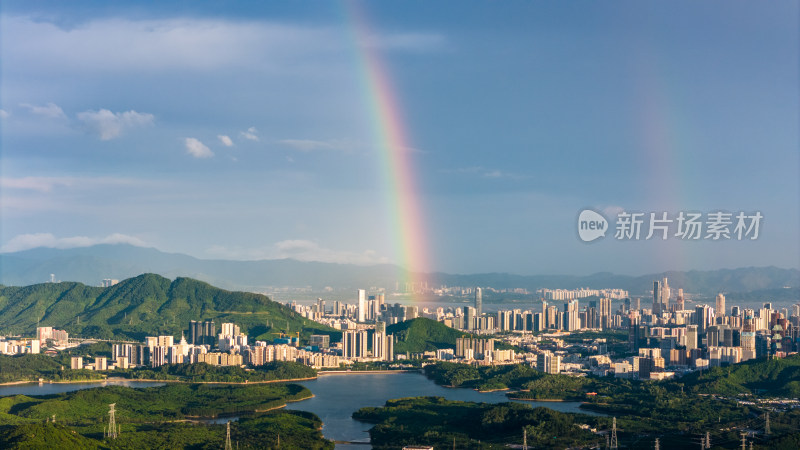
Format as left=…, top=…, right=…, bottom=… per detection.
left=3, top=279, right=798, bottom=382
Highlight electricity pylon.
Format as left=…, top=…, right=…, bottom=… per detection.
left=610, top=417, right=618, bottom=449
left=224, top=421, right=233, bottom=450
left=106, top=403, right=118, bottom=439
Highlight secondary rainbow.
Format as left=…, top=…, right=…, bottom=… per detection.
left=347, top=1, right=430, bottom=295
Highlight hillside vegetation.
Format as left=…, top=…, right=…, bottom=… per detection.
left=680, top=354, right=800, bottom=397
left=0, top=274, right=336, bottom=342
left=387, top=318, right=518, bottom=354
left=0, top=384, right=332, bottom=449
left=354, top=397, right=597, bottom=449
left=387, top=318, right=470, bottom=354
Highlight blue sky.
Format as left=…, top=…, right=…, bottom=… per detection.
left=1, top=0, right=798, bottom=275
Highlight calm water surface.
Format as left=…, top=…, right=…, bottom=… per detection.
left=0, top=380, right=165, bottom=396
left=0, top=373, right=599, bottom=449
left=285, top=371, right=600, bottom=449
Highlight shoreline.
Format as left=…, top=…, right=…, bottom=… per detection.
left=181, top=392, right=316, bottom=420
left=317, top=369, right=417, bottom=376
left=0, top=376, right=319, bottom=387
left=506, top=397, right=570, bottom=402
left=0, top=370, right=421, bottom=387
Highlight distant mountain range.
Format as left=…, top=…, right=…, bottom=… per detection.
left=1, top=244, right=798, bottom=297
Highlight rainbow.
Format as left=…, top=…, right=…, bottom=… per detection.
left=347, top=1, right=430, bottom=296
left=632, top=53, right=692, bottom=272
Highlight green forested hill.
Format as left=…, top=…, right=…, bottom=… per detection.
left=0, top=274, right=336, bottom=342
left=387, top=318, right=470, bottom=354
left=680, top=354, right=800, bottom=397
left=387, top=317, right=519, bottom=354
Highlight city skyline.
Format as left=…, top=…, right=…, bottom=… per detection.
left=1, top=1, right=798, bottom=276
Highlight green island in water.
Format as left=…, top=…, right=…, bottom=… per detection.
left=348, top=356, right=800, bottom=449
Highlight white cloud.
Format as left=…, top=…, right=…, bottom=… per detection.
left=0, top=176, right=72, bottom=193
left=205, top=239, right=390, bottom=265
left=279, top=138, right=356, bottom=153
left=20, top=102, right=66, bottom=119
left=0, top=176, right=152, bottom=193
left=3, top=17, right=446, bottom=75
left=3, top=17, right=336, bottom=73
left=218, top=135, right=234, bottom=147
left=0, top=109, right=9, bottom=119
left=240, top=127, right=259, bottom=141
left=184, top=138, right=214, bottom=158
left=76, top=109, right=154, bottom=140
left=1, top=233, right=148, bottom=253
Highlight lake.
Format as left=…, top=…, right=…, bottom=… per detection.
left=0, top=379, right=166, bottom=396
left=285, top=371, right=600, bottom=449
left=0, top=373, right=599, bottom=449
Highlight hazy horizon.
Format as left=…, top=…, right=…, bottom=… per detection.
left=3, top=242, right=799, bottom=280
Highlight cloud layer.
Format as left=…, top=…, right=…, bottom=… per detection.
left=206, top=239, right=390, bottom=265
left=1, top=233, right=148, bottom=253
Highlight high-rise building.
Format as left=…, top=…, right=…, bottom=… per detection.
left=95, top=356, right=108, bottom=371
left=695, top=305, right=710, bottom=335
left=342, top=330, right=368, bottom=359
left=564, top=300, right=580, bottom=331
left=537, top=351, right=561, bottom=374
left=374, top=293, right=385, bottom=320
left=599, top=298, right=612, bottom=329
left=464, top=306, right=476, bottom=331
left=455, top=337, right=495, bottom=359
left=497, top=310, right=512, bottom=331
left=372, top=331, right=394, bottom=361
left=676, top=288, right=685, bottom=311
left=686, top=325, right=698, bottom=351
left=715, top=293, right=726, bottom=317
left=189, top=319, right=216, bottom=346
left=309, top=335, right=330, bottom=349
left=653, top=278, right=670, bottom=314
left=357, top=289, right=366, bottom=323
left=474, top=287, right=482, bottom=316
left=653, top=280, right=661, bottom=313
